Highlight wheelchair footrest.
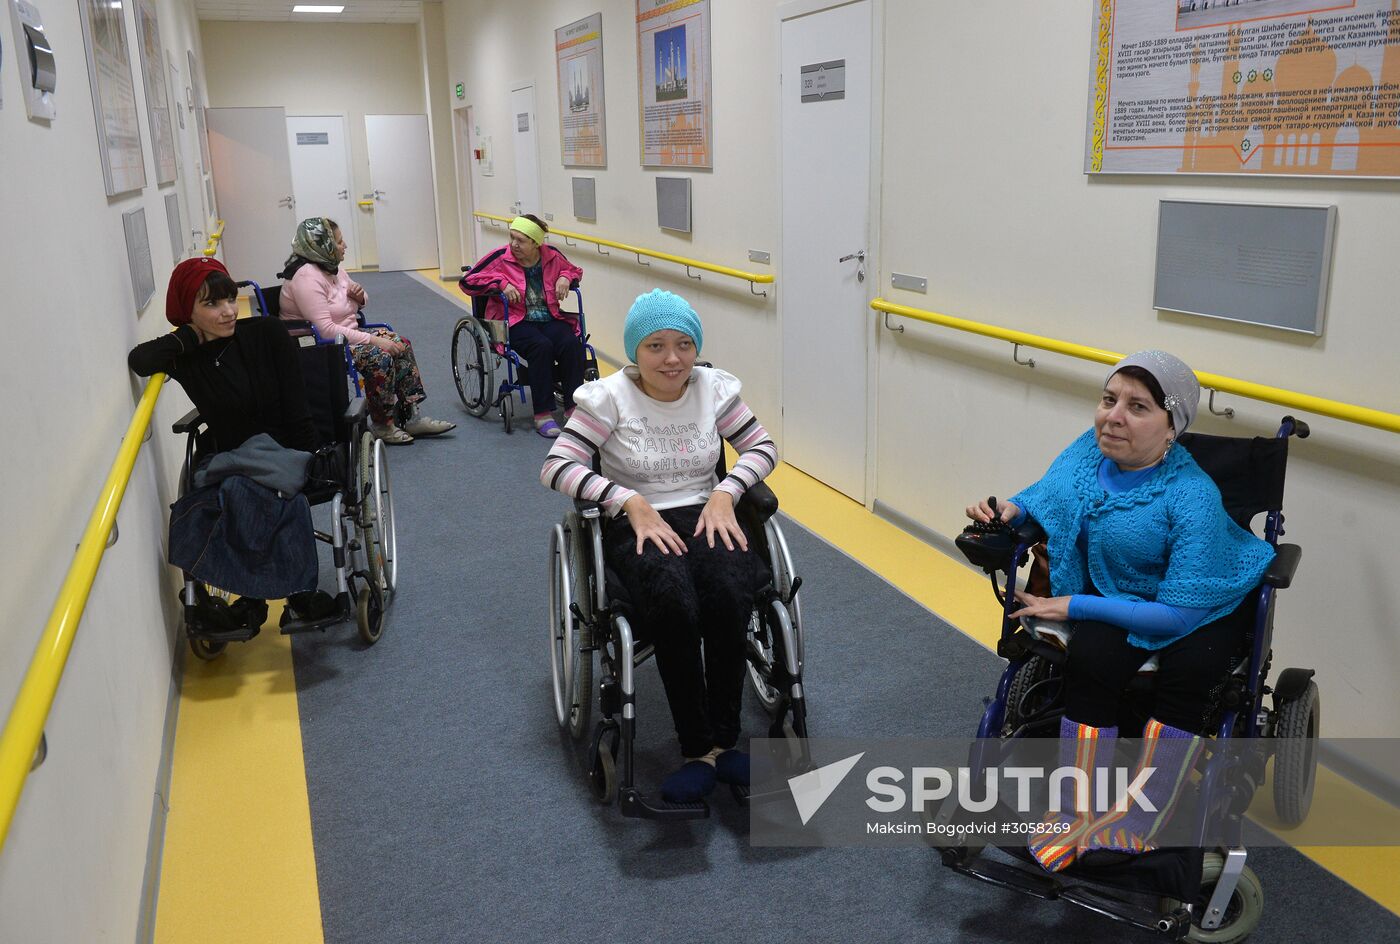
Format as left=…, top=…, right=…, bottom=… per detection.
left=729, top=784, right=750, bottom=808
left=188, top=624, right=260, bottom=643
left=946, top=855, right=1190, bottom=940
left=278, top=613, right=345, bottom=635
left=619, top=787, right=710, bottom=821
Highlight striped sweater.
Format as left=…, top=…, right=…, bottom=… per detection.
left=541, top=366, right=778, bottom=516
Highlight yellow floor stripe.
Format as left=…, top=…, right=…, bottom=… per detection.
left=155, top=603, right=324, bottom=944
left=155, top=268, right=1397, bottom=934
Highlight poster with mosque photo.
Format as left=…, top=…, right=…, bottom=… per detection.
left=636, top=0, right=712, bottom=168
left=556, top=13, right=608, bottom=167
left=1086, top=0, right=1400, bottom=177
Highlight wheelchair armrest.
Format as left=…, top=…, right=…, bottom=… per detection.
left=737, top=482, right=779, bottom=522
left=1263, top=543, right=1301, bottom=589
left=573, top=498, right=604, bottom=520
left=1013, top=518, right=1046, bottom=546
left=172, top=408, right=203, bottom=435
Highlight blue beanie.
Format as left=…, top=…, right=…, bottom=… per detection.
left=623, top=289, right=702, bottom=362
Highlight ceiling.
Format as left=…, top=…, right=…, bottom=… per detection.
left=195, top=0, right=423, bottom=24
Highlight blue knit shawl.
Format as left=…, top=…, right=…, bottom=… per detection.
left=1010, top=429, right=1275, bottom=650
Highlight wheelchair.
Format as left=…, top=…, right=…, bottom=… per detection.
left=175, top=332, right=398, bottom=661
left=933, top=416, right=1316, bottom=942
left=452, top=268, right=599, bottom=433
left=243, top=278, right=399, bottom=401
left=546, top=461, right=808, bottom=820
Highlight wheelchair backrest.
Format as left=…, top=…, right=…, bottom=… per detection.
left=1176, top=431, right=1289, bottom=533
left=297, top=338, right=353, bottom=446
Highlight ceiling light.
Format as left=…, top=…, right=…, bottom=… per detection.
left=293, top=5, right=345, bottom=12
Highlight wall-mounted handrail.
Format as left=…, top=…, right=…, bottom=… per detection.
left=473, top=211, right=775, bottom=296
left=0, top=376, right=166, bottom=855
left=872, top=298, right=1400, bottom=436
left=357, top=201, right=375, bottom=208
left=202, top=220, right=225, bottom=258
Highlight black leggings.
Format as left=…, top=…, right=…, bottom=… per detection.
left=604, top=504, right=769, bottom=758
left=508, top=319, right=585, bottom=414
left=1063, top=604, right=1248, bottom=735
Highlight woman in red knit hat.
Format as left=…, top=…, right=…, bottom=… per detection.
left=129, top=257, right=322, bottom=634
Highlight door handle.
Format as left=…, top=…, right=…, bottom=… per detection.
left=372, top=189, right=386, bottom=199
left=838, top=250, right=866, bottom=264
left=337, top=189, right=349, bottom=199
left=277, top=195, right=295, bottom=208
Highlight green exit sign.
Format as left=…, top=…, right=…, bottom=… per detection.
left=455, top=83, right=464, bottom=100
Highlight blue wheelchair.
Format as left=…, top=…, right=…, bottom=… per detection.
left=936, top=416, right=1318, bottom=943
left=451, top=267, right=599, bottom=434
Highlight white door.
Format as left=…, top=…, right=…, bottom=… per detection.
left=453, top=105, right=478, bottom=266
left=779, top=0, right=872, bottom=501
left=206, top=106, right=298, bottom=282
left=510, top=84, right=542, bottom=215
left=286, top=115, right=357, bottom=269
left=365, top=114, right=439, bottom=271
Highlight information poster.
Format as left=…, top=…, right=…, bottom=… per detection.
left=78, top=0, right=148, bottom=195
left=135, top=0, right=177, bottom=185
left=636, top=0, right=712, bottom=168
left=1086, top=0, right=1400, bottom=177
left=556, top=13, right=608, bottom=167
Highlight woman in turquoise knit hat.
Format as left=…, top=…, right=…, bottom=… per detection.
left=965, top=350, right=1274, bottom=874
left=540, top=290, right=780, bottom=803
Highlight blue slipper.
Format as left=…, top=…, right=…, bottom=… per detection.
left=535, top=418, right=561, bottom=439
left=714, top=749, right=750, bottom=787
left=661, top=760, right=717, bottom=803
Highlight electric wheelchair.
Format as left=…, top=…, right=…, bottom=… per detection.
left=451, top=267, right=599, bottom=433
left=546, top=457, right=808, bottom=820
left=933, top=416, right=1317, bottom=942
left=175, top=326, right=398, bottom=661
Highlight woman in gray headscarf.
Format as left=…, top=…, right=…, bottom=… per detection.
left=280, top=217, right=454, bottom=444
left=965, top=350, right=1274, bottom=873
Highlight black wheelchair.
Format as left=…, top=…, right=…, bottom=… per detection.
left=175, top=333, right=397, bottom=661
left=547, top=461, right=808, bottom=820
left=245, top=279, right=398, bottom=400
left=937, top=416, right=1317, bottom=942
left=452, top=267, right=599, bottom=433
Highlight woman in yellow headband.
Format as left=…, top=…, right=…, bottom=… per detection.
left=461, top=214, right=586, bottom=437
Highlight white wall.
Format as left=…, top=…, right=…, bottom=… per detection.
left=439, top=0, right=1400, bottom=744
left=0, top=0, right=210, bottom=939
left=200, top=20, right=429, bottom=269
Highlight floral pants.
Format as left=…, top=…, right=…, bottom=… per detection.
left=350, top=329, right=427, bottom=425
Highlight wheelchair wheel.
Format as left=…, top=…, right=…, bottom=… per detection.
left=501, top=393, right=514, bottom=434
left=748, top=519, right=804, bottom=712
left=357, top=434, right=397, bottom=595
left=1160, top=852, right=1263, bottom=944
left=1000, top=656, right=1054, bottom=737
left=189, top=637, right=228, bottom=661
left=590, top=738, right=617, bottom=804
left=548, top=518, right=593, bottom=738
left=451, top=317, right=491, bottom=417
left=1272, top=679, right=1320, bottom=826
left=356, top=585, right=384, bottom=645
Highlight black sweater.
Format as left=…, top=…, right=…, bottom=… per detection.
left=129, top=318, right=318, bottom=453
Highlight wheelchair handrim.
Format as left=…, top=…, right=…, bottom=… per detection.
left=547, top=524, right=573, bottom=728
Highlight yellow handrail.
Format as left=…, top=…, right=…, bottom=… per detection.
left=473, top=211, right=775, bottom=294
left=0, top=375, right=166, bottom=854
left=872, top=298, right=1400, bottom=436
left=203, top=220, right=225, bottom=258
left=357, top=201, right=375, bottom=207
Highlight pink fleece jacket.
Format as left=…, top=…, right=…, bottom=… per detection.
left=278, top=265, right=374, bottom=345
left=460, top=244, right=584, bottom=335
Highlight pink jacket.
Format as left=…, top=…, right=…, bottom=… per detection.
left=278, top=265, right=374, bottom=345
left=460, top=244, right=583, bottom=335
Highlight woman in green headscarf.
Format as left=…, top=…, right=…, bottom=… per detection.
left=279, top=217, right=454, bottom=444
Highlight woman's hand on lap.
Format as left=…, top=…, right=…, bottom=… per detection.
left=695, top=491, right=748, bottom=552
left=623, top=495, right=687, bottom=556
